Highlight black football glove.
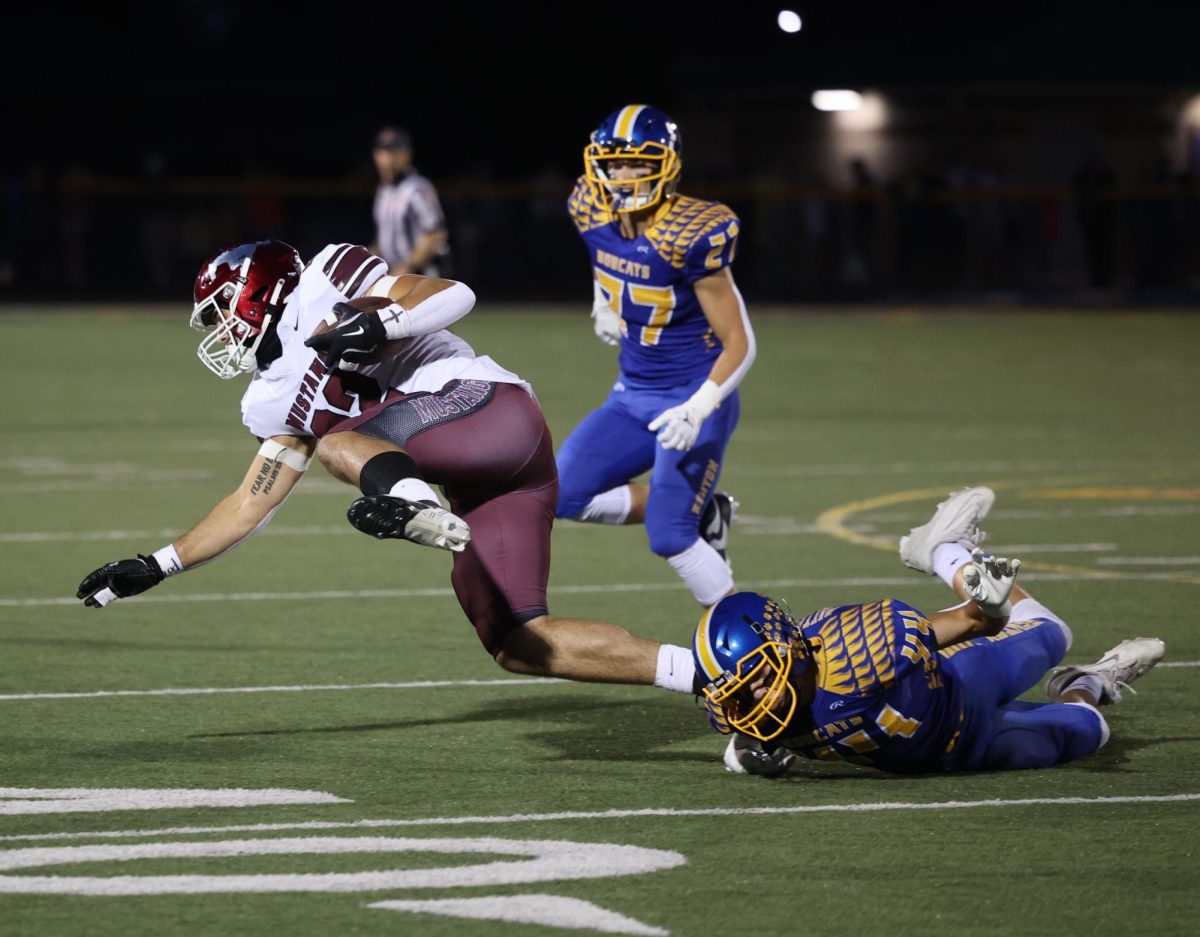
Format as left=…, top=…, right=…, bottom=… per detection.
left=303, top=303, right=388, bottom=370
left=76, top=554, right=165, bottom=609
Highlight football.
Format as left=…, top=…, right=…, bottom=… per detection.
left=310, top=295, right=408, bottom=368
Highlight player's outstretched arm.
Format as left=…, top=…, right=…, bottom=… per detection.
left=76, top=437, right=314, bottom=608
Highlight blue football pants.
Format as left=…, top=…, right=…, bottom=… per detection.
left=943, top=617, right=1107, bottom=770
left=556, top=382, right=740, bottom=557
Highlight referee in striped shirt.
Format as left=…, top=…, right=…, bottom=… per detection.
left=370, top=126, right=450, bottom=276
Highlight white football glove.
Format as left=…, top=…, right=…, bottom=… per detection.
left=962, top=547, right=1021, bottom=617
left=647, top=380, right=722, bottom=451
left=591, top=280, right=622, bottom=345
left=723, top=734, right=795, bottom=778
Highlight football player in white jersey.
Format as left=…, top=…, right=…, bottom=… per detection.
left=76, top=240, right=704, bottom=699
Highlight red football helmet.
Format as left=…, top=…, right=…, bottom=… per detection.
left=190, top=240, right=303, bottom=378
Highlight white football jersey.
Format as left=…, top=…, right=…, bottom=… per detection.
left=240, top=243, right=527, bottom=440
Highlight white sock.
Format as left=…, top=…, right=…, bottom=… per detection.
left=932, top=542, right=973, bottom=588
left=654, top=643, right=697, bottom=694
left=577, top=485, right=632, bottom=525
left=388, top=477, right=440, bottom=506
left=667, top=538, right=734, bottom=606
left=1062, top=673, right=1105, bottom=704
left=1012, top=597, right=1072, bottom=650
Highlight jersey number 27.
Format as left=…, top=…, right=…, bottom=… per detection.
left=593, top=272, right=676, bottom=346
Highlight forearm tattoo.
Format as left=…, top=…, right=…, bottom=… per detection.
left=249, top=458, right=283, bottom=497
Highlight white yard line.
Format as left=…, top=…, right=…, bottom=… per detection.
left=0, top=678, right=557, bottom=702
left=1096, top=556, right=1200, bottom=566
left=733, top=459, right=1198, bottom=478
left=1, top=793, right=1196, bottom=844
left=0, top=573, right=1117, bottom=609
left=837, top=505, right=1200, bottom=521
left=983, top=543, right=1118, bottom=553
left=1, top=663, right=1193, bottom=704
left=0, top=525, right=353, bottom=544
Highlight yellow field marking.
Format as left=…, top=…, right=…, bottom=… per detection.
left=1020, top=487, right=1200, bottom=501
left=815, top=485, right=1200, bottom=586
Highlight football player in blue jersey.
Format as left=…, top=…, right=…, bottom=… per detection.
left=694, top=487, right=1165, bottom=776
left=557, top=104, right=755, bottom=613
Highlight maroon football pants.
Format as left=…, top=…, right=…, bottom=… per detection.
left=331, top=380, right=557, bottom=653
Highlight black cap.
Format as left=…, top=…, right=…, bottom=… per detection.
left=373, top=126, right=412, bottom=150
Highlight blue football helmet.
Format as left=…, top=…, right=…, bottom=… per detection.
left=584, top=104, right=682, bottom=213
left=693, top=591, right=812, bottom=742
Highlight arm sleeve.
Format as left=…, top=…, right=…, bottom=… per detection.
left=378, top=281, right=477, bottom=340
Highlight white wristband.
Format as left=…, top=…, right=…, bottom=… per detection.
left=152, top=544, right=184, bottom=577
left=257, top=439, right=311, bottom=473
left=688, top=380, right=722, bottom=420
left=377, top=302, right=413, bottom=341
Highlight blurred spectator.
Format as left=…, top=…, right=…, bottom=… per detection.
left=843, top=158, right=877, bottom=291
left=58, top=164, right=94, bottom=290
left=139, top=152, right=174, bottom=292
left=1072, top=153, right=1118, bottom=289
left=370, top=126, right=450, bottom=276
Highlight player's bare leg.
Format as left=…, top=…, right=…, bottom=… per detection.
left=494, top=614, right=660, bottom=684
left=624, top=482, right=649, bottom=524
left=317, top=431, right=397, bottom=485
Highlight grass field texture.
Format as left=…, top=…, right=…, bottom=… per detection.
left=1, top=305, right=1197, bottom=936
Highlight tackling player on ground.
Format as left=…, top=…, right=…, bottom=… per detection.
left=557, top=104, right=754, bottom=612
left=694, top=487, right=1165, bottom=776
left=75, top=240, right=707, bottom=699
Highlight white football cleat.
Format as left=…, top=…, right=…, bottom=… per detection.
left=723, top=734, right=795, bottom=778
left=347, top=495, right=471, bottom=553
left=1045, top=637, right=1166, bottom=704
left=899, top=486, right=995, bottom=575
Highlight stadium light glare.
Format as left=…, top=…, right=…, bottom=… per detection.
left=812, top=90, right=863, bottom=112
left=1182, top=93, right=1200, bottom=126
left=777, top=10, right=802, bottom=33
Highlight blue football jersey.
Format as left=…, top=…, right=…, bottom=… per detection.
left=777, top=599, right=965, bottom=773
left=568, top=177, right=740, bottom=388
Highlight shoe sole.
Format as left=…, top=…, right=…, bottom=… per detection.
left=1046, top=637, right=1165, bottom=702
left=899, top=486, right=995, bottom=573
left=349, top=497, right=470, bottom=553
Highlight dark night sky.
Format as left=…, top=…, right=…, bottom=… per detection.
left=10, top=0, right=1200, bottom=176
